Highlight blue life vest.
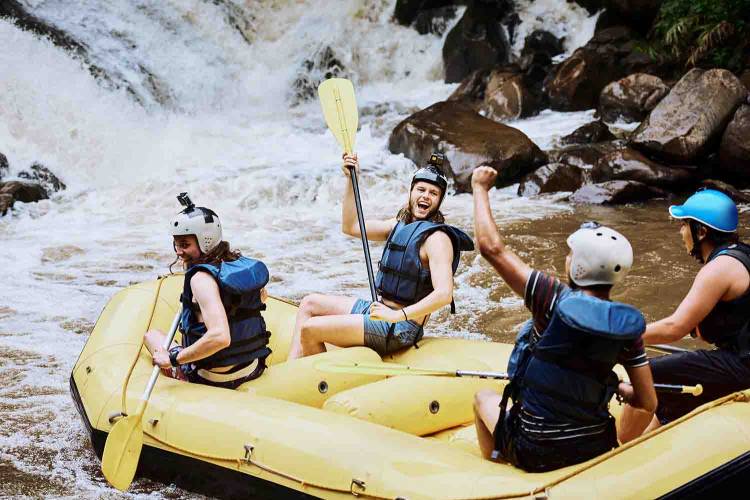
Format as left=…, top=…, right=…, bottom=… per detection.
left=512, top=293, right=645, bottom=425
left=698, top=242, right=750, bottom=358
left=375, top=220, right=474, bottom=310
left=180, top=256, right=271, bottom=369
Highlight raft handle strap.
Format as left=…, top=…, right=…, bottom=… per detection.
left=350, top=478, right=366, bottom=496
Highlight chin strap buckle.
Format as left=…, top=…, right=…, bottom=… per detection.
left=350, top=478, right=366, bottom=496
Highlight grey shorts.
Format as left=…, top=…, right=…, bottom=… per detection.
left=350, top=299, right=424, bottom=356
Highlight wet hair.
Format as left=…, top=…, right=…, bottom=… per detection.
left=169, top=239, right=241, bottom=274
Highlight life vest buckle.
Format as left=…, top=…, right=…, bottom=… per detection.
left=350, top=478, right=366, bottom=496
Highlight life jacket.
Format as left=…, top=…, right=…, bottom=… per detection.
left=180, top=256, right=271, bottom=369
left=508, top=293, right=645, bottom=425
left=697, top=242, right=750, bottom=358
left=375, top=220, right=474, bottom=311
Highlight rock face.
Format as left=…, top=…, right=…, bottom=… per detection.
left=480, top=71, right=538, bottom=121
left=443, top=1, right=512, bottom=83
left=718, top=105, right=750, bottom=185
left=630, top=69, right=748, bottom=163
left=0, top=181, right=49, bottom=215
left=598, top=73, right=670, bottom=123
left=0, top=153, right=8, bottom=180
left=740, top=70, right=750, bottom=92
left=18, top=163, right=66, bottom=194
left=544, top=26, right=657, bottom=111
left=291, top=46, right=347, bottom=105
left=518, top=163, right=586, bottom=196
left=388, top=101, right=547, bottom=191
left=394, top=0, right=456, bottom=26
left=415, top=6, right=458, bottom=35
left=569, top=180, right=666, bottom=204
left=590, top=146, right=697, bottom=188
left=561, top=121, right=615, bottom=145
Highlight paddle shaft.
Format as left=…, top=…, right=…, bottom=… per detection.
left=348, top=167, right=378, bottom=302
left=647, top=343, right=689, bottom=355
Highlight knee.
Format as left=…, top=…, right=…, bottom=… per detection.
left=299, top=322, right=319, bottom=345
left=299, top=294, right=323, bottom=315
left=474, top=389, right=495, bottom=412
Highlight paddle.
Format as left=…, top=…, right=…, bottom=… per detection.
left=314, top=360, right=704, bottom=396
left=318, top=77, right=377, bottom=302
left=101, top=307, right=182, bottom=491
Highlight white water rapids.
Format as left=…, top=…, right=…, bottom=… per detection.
left=0, top=0, right=601, bottom=496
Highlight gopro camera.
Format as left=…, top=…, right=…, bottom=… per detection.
left=428, top=153, right=445, bottom=169
left=177, top=192, right=195, bottom=211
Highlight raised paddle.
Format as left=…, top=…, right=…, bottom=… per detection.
left=314, top=360, right=704, bottom=396
left=101, top=307, right=182, bottom=491
left=318, top=77, right=377, bottom=302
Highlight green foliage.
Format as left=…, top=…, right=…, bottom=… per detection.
left=648, top=0, right=750, bottom=71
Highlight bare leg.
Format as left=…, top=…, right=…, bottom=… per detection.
left=300, top=314, right=365, bottom=357
left=474, top=389, right=503, bottom=461
left=288, top=294, right=358, bottom=360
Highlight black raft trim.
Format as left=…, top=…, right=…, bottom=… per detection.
left=69, top=374, right=313, bottom=500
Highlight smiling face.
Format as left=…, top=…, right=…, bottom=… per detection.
left=409, top=181, right=443, bottom=220
left=173, top=234, right=201, bottom=268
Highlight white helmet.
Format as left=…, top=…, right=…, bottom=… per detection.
left=567, top=222, right=633, bottom=287
left=170, top=192, right=222, bottom=253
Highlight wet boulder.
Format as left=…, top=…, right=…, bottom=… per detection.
left=290, top=46, right=347, bottom=105
left=521, top=30, right=564, bottom=60
left=518, top=163, right=586, bottom=196
left=18, top=163, right=66, bottom=194
left=701, top=179, right=750, bottom=204
left=561, top=120, right=615, bottom=145
left=591, top=146, right=697, bottom=188
left=598, top=73, right=670, bottom=123
left=480, top=71, right=539, bottom=121
left=443, top=0, right=512, bottom=83
left=630, top=69, right=748, bottom=163
left=448, top=68, right=493, bottom=104
left=718, top=105, right=750, bottom=185
left=0, top=181, right=48, bottom=215
left=0, top=152, right=8, bottom=181
left=569, top=180, right=666, bottom=204
left=550, top=141, right=623, bottom=170
left=740, top=70, right=750, bottom=92
left=394, top=0, right=457, bottom=26
left=544, top=26, right=656, bottom=111
left=415, top=6, right=458, bottom=35
left=388, top=100, right=547, bottom=191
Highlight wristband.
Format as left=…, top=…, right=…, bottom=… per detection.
left=169, top=347, right=181, bottom=367
left=402, top=309, right=408, bottom=321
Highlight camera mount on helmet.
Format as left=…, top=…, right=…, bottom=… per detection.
left=177, top=192, right=195, bottom=212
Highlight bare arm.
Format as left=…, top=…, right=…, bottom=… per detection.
left=643, top=258, right=732, bottom=345
left=471, top=166, right=531, bottom=297
left=618, top=363, right=658, bottom=443
left=176, top=272, right=231, bottom=364
left=341, top=153, right=397, bottom=241
left=369, top=231, right=455, bottom=322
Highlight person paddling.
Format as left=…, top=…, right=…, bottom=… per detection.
left=622, top=189, right=750, bottom=433
left=144, top=193, right=271, bottom=389
left=287, top=153, right=474, bottom=359
left=471, top=166, right=657, bottom=472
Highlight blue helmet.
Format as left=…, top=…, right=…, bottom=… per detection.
left=669, top=189, right=738, bottom=233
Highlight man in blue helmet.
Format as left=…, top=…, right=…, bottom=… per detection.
left=622, top=189, right=750, bottom=433
left=287, top=152, right=474, bottom=359
left=471, top=166, right=656, bottom=472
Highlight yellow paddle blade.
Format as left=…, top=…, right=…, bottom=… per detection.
left=314, top=360, right=453, bottom=377
left=318, top=78, right=358, bottom=154
left=101, top=414, right=144, bottom=491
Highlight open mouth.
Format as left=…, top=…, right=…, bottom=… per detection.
left=417, top=201, right=430, bottom=210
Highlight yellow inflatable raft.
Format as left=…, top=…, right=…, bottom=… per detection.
left=71, top=275, right=750, bottom=499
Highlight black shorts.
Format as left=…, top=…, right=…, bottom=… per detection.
left=182, top=358, right=266, bottom=390
left=493, top=405, right=618, bottom=473
left=650, top=348, right=750, bottom=424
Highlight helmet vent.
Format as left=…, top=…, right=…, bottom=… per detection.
left=173, top=222, right=178, bottom=227
left=596, top=232, right=603, bottom=236
left=611, top=236, right=617, bottom=240
left=614, top=265, right=621, bottom=272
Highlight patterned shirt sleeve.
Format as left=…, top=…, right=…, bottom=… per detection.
left=618, top=336, right=649, bottom=368
left=524, top=270, right=568, bottom=339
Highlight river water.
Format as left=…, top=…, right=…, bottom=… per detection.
left=0, top=0, right=747, bottom=498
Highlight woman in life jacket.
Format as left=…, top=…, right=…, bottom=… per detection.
left=471, top=166, right=657, bottom=472
left=144, top=193, right=271, bottom=389
left=287, top=152, right=473, bottom=359
left=621, top=189, right=750, bottom=433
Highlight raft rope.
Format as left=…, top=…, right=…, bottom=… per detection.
left=120, top=275, right=168, bottom=415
